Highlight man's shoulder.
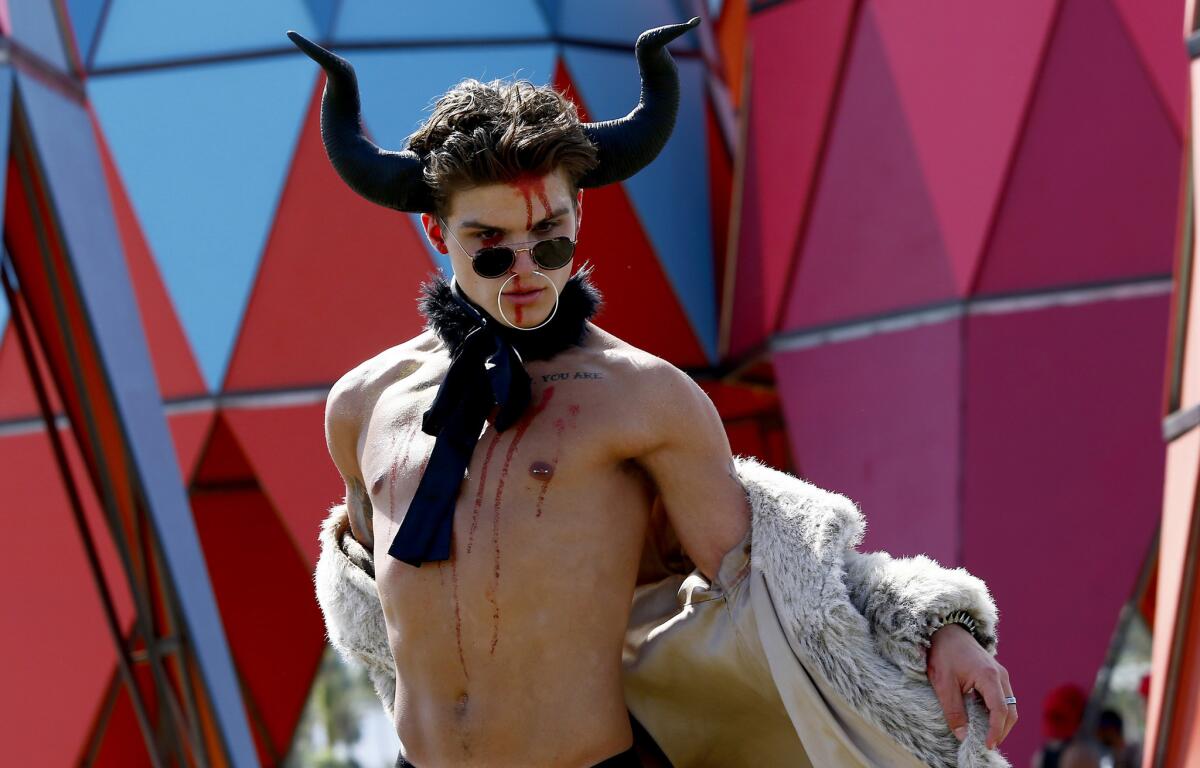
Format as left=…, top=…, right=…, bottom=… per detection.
left=577, top=325, right=681, bottom=380
left=573, top=325, right=699, bottom=409
left=327, top=329, right=444, bottom=420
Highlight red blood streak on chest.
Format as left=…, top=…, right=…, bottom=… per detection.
left=384, top=423, right=421, bottom=543
left=488, top=386, right=556, bottom=654
left=468, top=431, right=504, bottom=555
left=449, top=536, right=468, bottom=680
left=384, top=424, right=465, bottom=676
left=533, top=404, right=578, bottom=517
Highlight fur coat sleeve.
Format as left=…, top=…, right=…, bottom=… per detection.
left=314, top=456, right=1009, bottom=767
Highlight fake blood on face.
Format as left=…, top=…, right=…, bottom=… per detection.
left=488, top=386, right=556, bottom=654
left=509, top=173, right=553, bottom=231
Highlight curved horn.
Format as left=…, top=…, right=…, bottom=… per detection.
left=576, top=17, right=700, bottom=189
left=286, top=31, right=434, bottom=212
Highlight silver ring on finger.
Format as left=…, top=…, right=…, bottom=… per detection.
left=1003, top=696, right=1017, bottom=706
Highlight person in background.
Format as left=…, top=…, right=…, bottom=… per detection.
left=1096, top=708, right=1142, bottom=768
left=1031, top=683, right=1087, bottom=768
left=1058, top=739, right=1103, bottom=768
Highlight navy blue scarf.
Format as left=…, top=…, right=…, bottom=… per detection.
left=387, top=269, right=602, bottom=565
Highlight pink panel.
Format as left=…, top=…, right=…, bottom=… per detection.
left=1109, top=0, right=1188, bottom=137
left=872, top=0, right=1058, bottom=292
left=224, top=403, right=342, bottom=568
left=975, top=0, right=1181, bottom=294
left=728, top=0, right=857, bottom=357
left=772, top=318, right=962, bottom=562
left=962, top=293, right=1170, bottom=763
left=0, top=430, right=133, bottom=766
left=1145, top=425, right=1200, bottom=766
left=779, top=3, right=957, bottom=334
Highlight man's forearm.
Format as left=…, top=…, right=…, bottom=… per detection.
left=843, top=549, right=999, bottom=680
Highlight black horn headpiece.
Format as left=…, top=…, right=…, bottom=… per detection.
left=285, top=17, right=700, bottom=212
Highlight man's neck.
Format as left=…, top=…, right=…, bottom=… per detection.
left=418, top=269, right=602, bottom=362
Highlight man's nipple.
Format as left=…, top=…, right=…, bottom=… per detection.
left=529, top=460, right=554, bottom=480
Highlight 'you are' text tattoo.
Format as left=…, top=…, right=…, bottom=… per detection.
left=541, top=371, right=605, bottom=382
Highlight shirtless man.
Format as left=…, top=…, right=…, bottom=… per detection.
left=292, top=18, right=1016, bottom=768
left=326, top=163, right=749, bottom=765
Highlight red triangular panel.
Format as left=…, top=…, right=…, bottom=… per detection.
left=192, top=413, right=257, bottom=487
left=88, top=106, right=206, bottom=399
left=168, top=408, right=216, bottom=482
left=873, top=0, right=1058, bottom=292
left=223, top=403, right=341, bottom=568
left=0, top=292, right=63, bottom=420
left=223, top=76, right=437, bottom=392
left=88, top=667, right=157, bottom=768
left=706, top=97, right=733, bottom=352
left=554, top=59, right=708, bottom=367
left=974, top=0, right=1180, bottom=294
left=729, top=0, right=857, bottom=355
left=191, top=487, right=325, bottom=762
left=0, top=429, right=132, bottom=766
left=779, top=3, right=957, bottom=333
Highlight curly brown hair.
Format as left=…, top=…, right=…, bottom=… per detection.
left=406, top=78, right=599, bottom=215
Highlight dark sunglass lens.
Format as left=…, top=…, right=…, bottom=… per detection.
left=532, top=238, right=575, bottom=270
left=473, top=247, right=515, bottom=278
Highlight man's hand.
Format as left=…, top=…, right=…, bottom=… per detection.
left=926, top=624, right=1017, bottom=751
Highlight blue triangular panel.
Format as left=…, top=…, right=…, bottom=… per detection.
left=346, top=45, right=557, bottom=144
left=536, top=0, right=559, bottom=31
left=302, top=0, right=338, bottom=37
left=563, top=47, right=716, bottom=360
left=8, top=0, right=71, bottom=72
left=88, top=59, right=315, bottom=391
left=332, top=0, right=548, bottom=42
left=92, top=0, right=318, bottom=68
left=0, top=68, right=14, bottom=232
left=553, top=1, right=696, bottom=47
left=0, top=70, right=15, bottom=338
left=65, top=0, right=105, bottom=64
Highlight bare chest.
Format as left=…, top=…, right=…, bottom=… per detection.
left=362, top=370, right=652, bottom=619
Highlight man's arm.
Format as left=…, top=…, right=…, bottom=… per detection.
left=841, top=510, right=1016, bottom=749
left=843, top=548, right=999, bottom=676
left=325, top=372, right=375, bottom=551
left=632, top=361, right=750, bottom=581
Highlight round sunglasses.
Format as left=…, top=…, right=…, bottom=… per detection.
left=439, top=218, right=578, bottom=279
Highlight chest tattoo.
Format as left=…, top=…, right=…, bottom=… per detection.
left=540, top=370, right=604, bottom=382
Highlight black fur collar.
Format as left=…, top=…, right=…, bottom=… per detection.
left=418, top=266, right=603, bottom=362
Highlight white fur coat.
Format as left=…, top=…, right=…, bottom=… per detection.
left=315, top=456, right=1011, bottom=767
